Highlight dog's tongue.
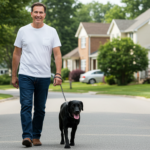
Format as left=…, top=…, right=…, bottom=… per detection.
left=73, top=114, right=79, bottom=119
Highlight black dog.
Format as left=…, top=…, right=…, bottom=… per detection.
left=59, top=100, right=83, bottom=148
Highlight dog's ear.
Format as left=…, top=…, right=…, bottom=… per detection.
left=68, top=101, right=72, bottom=109
left=80, top=101, right=83, bottom=111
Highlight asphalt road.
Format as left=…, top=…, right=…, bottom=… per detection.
left=0, top=89, right=150, bottom=150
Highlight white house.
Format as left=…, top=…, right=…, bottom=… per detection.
left=107, top=9, right=150, bottom=81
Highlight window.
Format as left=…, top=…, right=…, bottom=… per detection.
left=129, top=33, right=133, bottom=39
left=1, top=70, right=3, bottom=74
left=81, top=37, right=86, bottom=48
left=81, top=60, right=86, bottom=71
left=5, top=70, right=8, bottom=74
left=93, top=71, right=104, bottom=74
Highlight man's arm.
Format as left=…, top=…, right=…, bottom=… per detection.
left=12, top=46, right=22, bottom=88
left=53, top=47, right=62, bottom=86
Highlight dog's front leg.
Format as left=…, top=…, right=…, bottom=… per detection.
left=70, top=126, right=77, bottom=146
left=64, top=127, right=70, bottom=148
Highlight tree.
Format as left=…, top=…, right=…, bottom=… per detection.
left=0, top=0, right=33, bottom=73
left=105, top=5, right=126, bottom=23
left=0, top=26, right=17, bottom=73
left=75, top=3, right=93, bottom=23
left=90, top=1, right=114, bottom=22
left=0, top=0, right=31, bottom=26
left=43, top=0, right=81, bottom=56
left=121, top=0, right=150, bottom=19
left=97, top=38, right=148, bottom=85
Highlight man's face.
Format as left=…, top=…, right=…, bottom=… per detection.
left=31, top=6, right=46, bottom=24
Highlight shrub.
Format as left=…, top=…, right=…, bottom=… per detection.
left=115, top=73, right=134, bottom=85
left=0, top=74, right=11, bottom=85
left=69, top=69, right=85, bottom=82
left=98, top=37, right=148, bottom=85
left=50, top=75, right=54, bottom=83
left=105, top=75, right=116, bottom=85
left=61, top=68, right=70, bottom=80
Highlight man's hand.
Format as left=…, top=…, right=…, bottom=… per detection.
left=53, top=75, right=62, bottom=86
left=12, top=76, right=19, bottom=89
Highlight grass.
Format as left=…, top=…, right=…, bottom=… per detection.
left=49, top=82, right=150, bottom=98
left=0, top=82, right=150, bottom=99
left=0, top=85, right=15, bottom=90
left=0, top=94, right=13, bottom=100
left=0, top=85, right=15, bottom=99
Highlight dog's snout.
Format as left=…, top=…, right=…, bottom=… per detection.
left=75, top=107, right=80, bottom=112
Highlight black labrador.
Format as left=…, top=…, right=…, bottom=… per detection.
left=59, top=100, right=83, bottom=148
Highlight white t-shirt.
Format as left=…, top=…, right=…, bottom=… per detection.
left=14, top=23, right=61, bottom=78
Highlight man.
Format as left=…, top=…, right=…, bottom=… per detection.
left=12, top=2, right=62, bottom=147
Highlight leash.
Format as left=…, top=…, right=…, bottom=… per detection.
left=54, top=75, right=68, bottom=103
left=54, top=75, right=74, bottom=118
left=60, top=84, right=67, bottom=103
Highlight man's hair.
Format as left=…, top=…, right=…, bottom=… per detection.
left=31, top=2, right=46, bottom=13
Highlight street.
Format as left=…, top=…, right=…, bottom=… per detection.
left=0, top=90, right=150, bottom=149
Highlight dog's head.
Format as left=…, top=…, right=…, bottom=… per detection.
left=68, top=100, right=83, bottom=120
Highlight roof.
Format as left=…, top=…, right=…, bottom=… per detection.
left=62, top=47, right=79, bottom=59
left=108, top=9, right=150, bottom=34
left=125, top=9, right=150, bottom=32
left=114, top=19, right=136, bottom=31
left=89, top=50, right=98, bottom=58
left=81, top=22, right=110, bottom=35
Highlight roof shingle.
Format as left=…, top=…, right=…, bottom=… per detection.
left=114, top=19, right=136, bottom=31
left=62, top=47, right=79, bottom=59
left=125, top=9, right=150, bottom=32
left=81, top=22, right=110, bottom=35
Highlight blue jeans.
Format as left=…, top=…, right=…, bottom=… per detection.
left=19, top=74, right=50, bottom=140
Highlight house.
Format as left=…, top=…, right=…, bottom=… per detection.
left=107, top=9, right=150, bottom=81
left=0, top=64, right=9, bottom=76
left=62, top=22, right=110, bottom=72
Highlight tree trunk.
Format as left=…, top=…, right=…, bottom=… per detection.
left=69, top=80, right=72, bottom=89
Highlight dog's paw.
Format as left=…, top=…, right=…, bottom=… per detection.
left=64, top=145, right=71, bottom=148
left=60, top=141, right=64, bottom=145
left=70, top=142, right=75, bottom=146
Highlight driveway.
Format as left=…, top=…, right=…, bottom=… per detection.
left=0, top=89, right=150, bottom=149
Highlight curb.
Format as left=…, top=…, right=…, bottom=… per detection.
left=0, top=96, right=19, bottom=103
left=1, top=92, right=150, bottom=103
left=97, top=94, right=150, bottom=101
left=49, top=90, right=150, bottom=101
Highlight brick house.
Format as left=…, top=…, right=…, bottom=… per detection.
left=62, top=22, right=110, bottom=72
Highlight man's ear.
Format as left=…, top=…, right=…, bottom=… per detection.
left=80, top=101, right=83, bottom=111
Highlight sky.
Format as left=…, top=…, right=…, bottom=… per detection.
left=79, top=0, right=123, bottom=6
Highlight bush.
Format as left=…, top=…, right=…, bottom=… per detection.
left=50, top=75, right=54, bottom=83
left=97, top=37, right=148, bottom=85
left=69, top=69, right=85, bottom=82
left=105, top=75, right=116, bottom=85
left=0, top=74, right=11, bottom=85
left=115, top=74, right=134, bottom=85
left=61, top=68, right=70, bottom=80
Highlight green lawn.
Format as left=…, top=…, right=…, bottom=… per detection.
left=0, top=85, right=15, bottom=99
left=0, top=94, right=13, bottom=100
left=49, top=82, right=150, bottom=98
left=0, top=85, right=15, bottom=90
left=0, top=82, right=150, bottom=99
